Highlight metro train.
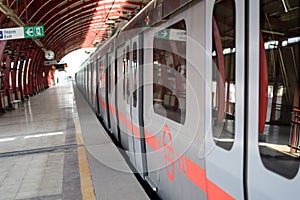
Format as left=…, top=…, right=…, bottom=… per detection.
left=76, top=0, right=300, bottom=199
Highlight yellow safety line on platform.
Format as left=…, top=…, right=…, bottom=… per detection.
left=74, top=111, right=96, bottom=200
left=78, top=146, right=96, bottom=200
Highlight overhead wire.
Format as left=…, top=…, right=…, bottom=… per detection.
left=91, top=0, right=117, bottom=45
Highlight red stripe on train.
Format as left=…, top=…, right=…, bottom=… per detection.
left=101, top=102, right=234, bottom=199
left=184, top=157, right=207, bottom=192
left=145, top=130, right=160, bottom=150
left=207, top=180, right=234, bottom=200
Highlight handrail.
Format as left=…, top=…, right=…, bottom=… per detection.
left=288, top=108, right=300, bottom=152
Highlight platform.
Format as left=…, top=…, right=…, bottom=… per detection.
left=0, top=83, right=149, bottom=200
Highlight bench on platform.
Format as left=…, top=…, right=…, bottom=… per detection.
left=11, top=100, right=21, bottom=109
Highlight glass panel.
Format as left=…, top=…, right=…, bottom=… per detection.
left=132, top=42, right=138, bottom=107
left=122, top=49, right=126, bottom=100
left=98, top=60, right=106, bottom=107
left=211, top=0, right=236, bottom=150
left=153, top=20, right=186, bottom=124
left=259, top=0, right=300, bottom=179
left=91, top=64, right=94, bottom=105
left=126, top=46, right=130, bottom=104
left=108, top=57, right=112, bottom=94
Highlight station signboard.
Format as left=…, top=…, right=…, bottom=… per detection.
left=0, top=27, right=24, bottom=40
left=44, top=60, right=57, bottom=66
left=24, top=25, right=44, bottom=38
left=0, top=25, right=44, bottom=41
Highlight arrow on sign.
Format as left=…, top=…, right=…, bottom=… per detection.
left=26, top=28, right=34, bottom=36
left=24, top=25, right=44, bottom=38
left=161, top=30, right=168, bottom=37
left=155, top=29, right=170, bottom=40
left=0, top=31, right=3, bottom=39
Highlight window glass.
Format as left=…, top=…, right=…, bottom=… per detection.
left=87, top=64, right=90, bottom=96
left=153, top=20, right=186, bottom=124
left=108, top=57, right=112, bottom=94
left=126, top=46, right=130, bottom=104
left=98, top=60, right=105, bottom=89
left=212, top=0, right=236, bottom=150
left=99, top=59, right=107, bottom=110
left=132, top=42, right=138, bottom=107
left=122, top=49, right=126, bottom=100
left=258, top=0, right=300, bottom=179
left=91, top=63, right=94, bottom=105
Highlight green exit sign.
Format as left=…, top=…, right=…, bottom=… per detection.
left=24, top=25, right=44, bottom=38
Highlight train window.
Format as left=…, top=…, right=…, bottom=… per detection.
left=98, top=60, right=104, bottom=88
left=122, top=49, right=126, bottom=100
left=98, top=59, right=106, bottom=110
left=91, top=63, right=94, bottom=105
left=126, top=46, right=130, bottom=104
left=108, top=57, right=112, bottom=94
left=132, top=42, right=138, bottom=107
left=258, top=0, right=300, bottom=179
left=153, top=20, right=186, bottom=124
left=211, top=0, right=236, bottom=150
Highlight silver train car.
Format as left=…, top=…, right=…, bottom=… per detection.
left=76, top=0, right=300, bottom=199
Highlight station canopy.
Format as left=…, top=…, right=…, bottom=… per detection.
left=0, top=0, right=151, bottom=60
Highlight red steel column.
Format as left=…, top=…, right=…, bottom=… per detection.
left=41, top=66, right=47, bottom=90
left=11, top=56, right=19, bottom=100
left=30, top=60, right=36, bottom=95
left=34, top=56, right=39, bottom=93
left=290, top=86, right=300, bottom=153
left=213, top=17, right=226, bottom=121
left=33, top=53, right=43, bottom=94
left=18, top=60, right=25, bottom=100
left=36, top=53, right=43, bottom=94
left=23, top=50, right=32, bottom=98
left=259, top=32, right=268, bottom=134
left=4, top=56, right=12, bottom=108
left=42, top=67, right=48, bottom=90
left=0, top=41, right=7, bottom=111
left=39, top=56, right=45, bottom=91
left=28, top=50, right=39, bottom=96
left=37, top=65, right=42, bottom=92
left=48, top=69, right=55, bottom=86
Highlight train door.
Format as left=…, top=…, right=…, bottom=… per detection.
left=94, top=59, right=99, bottom=113
left=97, top=56, right=108, bottom=126
left=90, top=61, right=95, bottom=109
left=127, top=35, right=146, bottom=176
left=116, top=45, right=129, bottom=149
left=117, top=39, right=143, bottom=175
left=87, top=63, right=91, bottom=102
left=123, top=42, right=133, bottom=161
left=96, top=58, right=102, bottom=115
left=108, top=52, right=117, bottom=134
left=104, top=54, right=110, bottom=128
left=83, top=67, right=86, bottom=96
left=143, top=2, right=208, bottom=199
left=205, top=0, right=245, bottom=199
left=247, top=0, right=300, bottom=199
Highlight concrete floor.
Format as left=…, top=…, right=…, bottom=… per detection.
left=0, top=83, right=149, bottom=200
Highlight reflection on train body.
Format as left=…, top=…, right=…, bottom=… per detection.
left=76, top=0, right=300, bottom=199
